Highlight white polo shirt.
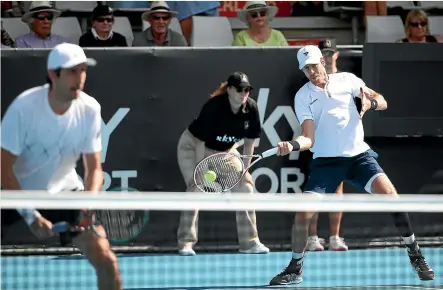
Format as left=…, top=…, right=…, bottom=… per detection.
left=1, top=84, right=102, bottom=193
left=294, top=72, right=370, bottom=159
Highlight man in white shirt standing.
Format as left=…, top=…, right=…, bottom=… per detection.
left=1, top=43, right=122, bottom=290
left=269, top=45, right=434, bottom=286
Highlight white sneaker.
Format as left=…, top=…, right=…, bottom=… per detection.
left=329, top=236, right=348, bottom=251
left=239, top=242, right=270, bottom=254
left=306, top=236, right=324, bottom=251
left=178, top=245, right=196, bottom=256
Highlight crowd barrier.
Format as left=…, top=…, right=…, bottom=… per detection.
left=1, top=47, right=442, bottom=252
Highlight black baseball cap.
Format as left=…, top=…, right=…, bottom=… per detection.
left=227, top=72, right=253, bottom=89
left=318, top=39, right=337, bottom=52
left=92, top=5, right=114, bottom=19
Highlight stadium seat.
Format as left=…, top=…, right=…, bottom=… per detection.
left=142, top=17, right=183, bottom=35
left=54, top=1, right=99, bottom=12
left=418, top=1, right=443, bottom=10
left=113, top=17, right=134, bottom=46
left=51, top=17, right=82, bottom=45
left=429, top=16, right=443, bottom=36
left=190, top=16, right=234, bottom=47
left=2, top=18, right=29, bottom=41
left=387, top=1, right=416, bottom=9
left=366, top=16, right=405, bottom=43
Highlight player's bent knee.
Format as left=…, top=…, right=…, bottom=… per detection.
left=370, top=174, right=397, bottom=195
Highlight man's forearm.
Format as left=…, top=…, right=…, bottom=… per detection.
left=2, top=173, right=42, bottom=225
left=84, top=169, right=103, bottom=192
left=294, top=135, right=314, bottom=151
left=372, top=94, right=388, bottom=111
left=1, top=172, right=22, bottom=190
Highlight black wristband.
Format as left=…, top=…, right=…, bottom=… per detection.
left=370, top=99, right=378, bottom=110
left=288, top=140, right=301, bottom=151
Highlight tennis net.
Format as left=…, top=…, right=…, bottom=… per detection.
left=1, top=191, right=442, bottom=290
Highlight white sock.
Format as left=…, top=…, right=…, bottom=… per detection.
left=402, top=234, right=416, bottom=245
left=292, top=252, right=304, bottom=260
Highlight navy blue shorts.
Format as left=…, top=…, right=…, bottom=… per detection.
left=304, top=150, right=385, bottom=194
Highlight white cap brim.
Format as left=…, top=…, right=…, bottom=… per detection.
left=49, top=57, right=97, bottom=70
left=299, top=57, right=321, bottom=70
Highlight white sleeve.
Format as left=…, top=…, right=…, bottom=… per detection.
left=1, top=105, right=25, bottom=156
left=83, top=106, right=102, bottom=154
left=294, top=90, right=314, bottom=125
left=348, top=73, right=366, bottom=98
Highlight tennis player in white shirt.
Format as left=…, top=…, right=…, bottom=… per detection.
left=269, top=45, right=434, bottom=286
left=1, top=43, right=122, bottom=290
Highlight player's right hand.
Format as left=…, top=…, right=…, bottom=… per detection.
left=276, top=141, right=294, bottom=156
left=30, top=216, right=55, bottom=239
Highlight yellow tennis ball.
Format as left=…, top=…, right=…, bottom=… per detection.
left=204, top=170, right=217, bottom=182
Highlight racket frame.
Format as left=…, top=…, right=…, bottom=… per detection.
left=193, top=147, right=278, bottom=193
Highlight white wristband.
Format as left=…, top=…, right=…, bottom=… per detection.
left=16, top=208, right=42, bottom=226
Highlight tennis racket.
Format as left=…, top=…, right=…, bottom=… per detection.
left=193, top=147, right=279, bottom=193
left=52, top=187, right=149, bottom=243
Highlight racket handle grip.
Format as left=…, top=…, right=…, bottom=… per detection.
left=261, top=147, right=278, bottom=158
left=52, top=222, right=69, bottom=233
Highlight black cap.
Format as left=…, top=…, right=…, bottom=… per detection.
left=227, top=72, right=253, bottom=89
left=92, top=5, right=114, bottom=19
left=318, top=39, right=337, bottom=52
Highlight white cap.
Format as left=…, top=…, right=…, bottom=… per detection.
left=47, top=43, right=96, bottom=70
left=297, top=45, right=323, bottom=70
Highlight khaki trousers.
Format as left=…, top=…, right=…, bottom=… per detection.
left=176, top=129, right=260, bottom=250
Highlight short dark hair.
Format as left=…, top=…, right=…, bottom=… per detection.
left=46, top=68, right=61, bottom=88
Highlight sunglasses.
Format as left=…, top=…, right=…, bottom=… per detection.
left=236, top=87, right=251, bottom=93
left=34, top=14, right=54, bottom=21
left=250, top=10, right=267, bottom=18
left=152, top=15, right=170, bottom=21
left=409, top=21, right=427, bottom=27
left=96, top=17, right=114, bottom=23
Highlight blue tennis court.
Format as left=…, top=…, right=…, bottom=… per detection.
left=2, top=247, right=442, bottom=289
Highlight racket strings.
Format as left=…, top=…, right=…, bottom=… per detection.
left=195, top=153, right=244, bottom=192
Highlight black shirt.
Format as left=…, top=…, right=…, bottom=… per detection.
left=188, top=93, right=261, bottom=151
left=79, top=31, right=127, bottom=47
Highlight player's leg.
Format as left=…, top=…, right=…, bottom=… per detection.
left=176, top=129, right=201, bottom=256
left=306, top=212, right=324, bottom=251
left=72, top=227, right=122, bottom=290
left=46, top=209, right=122, bottom=290
left=328, top=182, right=348, bottom=251
left=232, top=171, right=269, bottom=254
left=350, top=150, right=434, bottom=281
left=269, top=159, right=345, bottom=286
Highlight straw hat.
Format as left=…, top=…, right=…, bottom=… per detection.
left=21, top=1, right=61, bottom=23
left=142, top=1, right=178, bottom=22
left=237, top=1, right=278, bottom=24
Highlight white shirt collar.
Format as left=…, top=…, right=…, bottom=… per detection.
left=91, top=28, right=113, bottom=40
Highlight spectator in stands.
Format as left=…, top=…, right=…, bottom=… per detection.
left=133, top=1, right=187, bottom=47
left=305, top=39, right=348, bottom=252
left=166, top=1, right=221, bottom=45
left=1, top=21, right=14, bottom=47
left=79, top=5, right=127, bottom=47
left=233, top=1, right=288, bottom=47
left=396, top=9, right=443, bottom=43
left=15, top=1, right=67, bottom=48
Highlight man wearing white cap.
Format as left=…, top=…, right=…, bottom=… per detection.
left=1, top=43, right=122, bottom=290
left=270, top=45, right=434, bottom=285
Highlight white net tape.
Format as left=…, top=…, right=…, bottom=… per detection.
left=1, top=191, right=442, bottom=212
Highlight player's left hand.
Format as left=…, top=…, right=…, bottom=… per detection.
left=277, top=141, right=294, bottom=156
left=359, top=87, right=372, bottom=119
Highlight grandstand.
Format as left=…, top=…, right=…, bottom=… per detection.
left=1, top=1, right=442, bottom=48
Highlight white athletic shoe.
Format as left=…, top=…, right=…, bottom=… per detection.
left=329, top=236, right=348, bottom=251
left=306, top=236, right=324, bottom=251
left=178, top=245, right=196, bottom=256
left=239, top=242, right=270, bottom=254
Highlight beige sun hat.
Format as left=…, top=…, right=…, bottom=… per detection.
left=237, top=1, right=278, bottom=24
